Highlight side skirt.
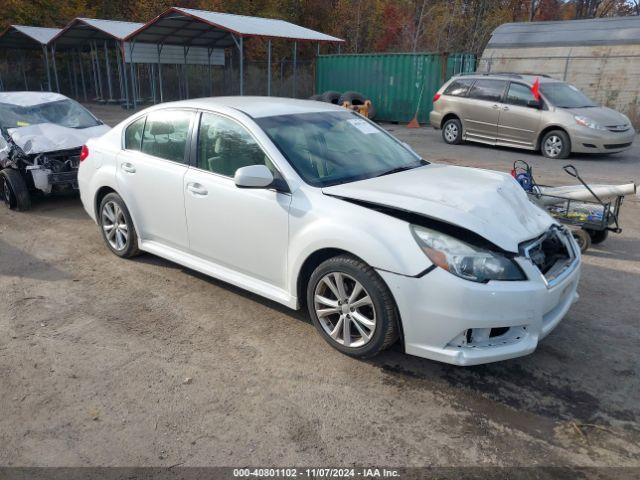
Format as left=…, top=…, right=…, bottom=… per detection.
left=139, top=240, right=298, bottom=309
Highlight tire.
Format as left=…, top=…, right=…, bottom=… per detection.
left=98, top=192, right=140, bottom=258
left=306, top=254, right=399, bottom=358
left=338, top=91, right=366, bottom=106
left=442, top=117, right=463, bottom=145
left=321, top=91, right=342, bottom=105
left=541, top=130, right=571, bottom=159
left=0, top=168, right=31, bottom=211
left=309, top=94, right=322, bottom=101
left=584, top=228, right=609, bottom=245
left=572, top=229, right=591, bottom=253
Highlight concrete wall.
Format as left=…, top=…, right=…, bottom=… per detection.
left=479, top=45, right=640, bottom=128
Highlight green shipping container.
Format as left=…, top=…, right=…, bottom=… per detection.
left=316, top=52, right=475, bottom=123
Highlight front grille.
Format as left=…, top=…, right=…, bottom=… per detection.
left=605, top=125, right=630, bottom=133
left=521, top=227, right=576, bottom=287
left=604, top=142, right=632, bottom=150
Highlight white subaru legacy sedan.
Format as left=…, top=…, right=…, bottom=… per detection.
left=78, top=97, right=581, bottom=366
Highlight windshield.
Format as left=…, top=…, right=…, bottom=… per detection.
left=0, top=99, right=100, bottom=134
left=540, top=83, right=597, bottom=108
left=255, top=111, right=426, bottom=187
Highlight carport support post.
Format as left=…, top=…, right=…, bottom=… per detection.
left=42, top=46, right=52, bottom=91
left=115, top=45, right=124, bottom=102
left=183, top=46, right=190, bottom=99
left=239, top=36, right=244, bottom=95
left=157, top=44, right=164, bottom=103
left=129, top=42, right=137, bottom=109
left=267, top=40, right=271, bottom=96
left=93, top=42, right=104, bottom=102
left=89, top=44, right=99, bottom=99
left=52, top=46, right=60, bottom=93
left=78, top=49, right=87, bottom=102
left=104, top=40, right=114, bottom=102
left=207, top=47, right=213, bottom=96
left=20, top=53, right=28, bottom=90
left=292, top=41, right=297, bottom=98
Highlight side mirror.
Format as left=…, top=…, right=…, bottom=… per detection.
left=234, top=164, right=275, bottom=189
left=527, top=99, right=542, bottom=109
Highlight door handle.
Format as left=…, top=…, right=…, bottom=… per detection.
left=492, top=104, right=500, bottom=110
left=187, top=183, right=208, bottom=196
left=121, top=162, right=136, bottom=174
left=502, top=106, right=510, bottom=111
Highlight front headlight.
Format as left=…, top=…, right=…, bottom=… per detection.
left=574, top=115, right=607, bottom=130
left=411, top=225, right=526, bottom=283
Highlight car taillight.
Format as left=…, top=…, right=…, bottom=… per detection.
left=80, top=145, right=89, bottom=162
left=433, top=93, right=441, bottom=102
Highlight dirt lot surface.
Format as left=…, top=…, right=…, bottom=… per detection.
left=1, top=103, right=639, bottom=468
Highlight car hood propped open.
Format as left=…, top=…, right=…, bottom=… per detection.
left=8, top=123, right=111, bottom=154
left=322, top=164, right=554, bottom=252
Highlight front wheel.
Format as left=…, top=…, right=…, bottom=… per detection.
left=442, top=118, right=463, bottom=145
left=0, top=168, right=31, bottom=211
left=306, top=255, right=399, bottom=358
left=541, top=130, right=571, bottom=159
left=99, top=193, right=140, bottom=258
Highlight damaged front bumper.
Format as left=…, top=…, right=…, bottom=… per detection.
left=378, top=229, right=581, bottom=366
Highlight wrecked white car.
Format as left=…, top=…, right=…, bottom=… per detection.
left=0, top=92, right=110, bottom=211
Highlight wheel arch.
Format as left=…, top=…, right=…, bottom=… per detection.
left=295, top=247, right=406, bottom=351
left=536, top=125, right=571, bottom=151
left=94, top=185, right=118, bottom=220
left=440, top=112, right=461, bottom=129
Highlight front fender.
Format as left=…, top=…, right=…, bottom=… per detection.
left=286, top=189, right=431, bottom=297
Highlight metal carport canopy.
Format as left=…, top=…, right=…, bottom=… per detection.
left=126, top=7, right=345, bottom=46
left=0, top=25, right=60, bottom=49
left=50, top=18, right=144, bottom=47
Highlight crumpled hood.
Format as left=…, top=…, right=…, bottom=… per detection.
left=565, top=106, right=630, bottom=127
left=322, top=164, right=554, bottom=252
left=8, top=123, right=111, bottom=154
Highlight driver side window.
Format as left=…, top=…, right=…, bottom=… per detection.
left=197, top=112, right=274, bottom=177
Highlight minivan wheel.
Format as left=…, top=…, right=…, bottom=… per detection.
left=442, top=118, right=463, bottom=145
left=99, top=193, right=140, bottom=258
left=306, top=255, right=399, bottom=358
left=541, top=130, right=571, bottom=159
left=0, top=168, right=31, bottom=211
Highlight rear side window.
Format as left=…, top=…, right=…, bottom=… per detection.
left=468, top=79, right=507, bottom=102
left=506, top=83, right=537, bottom=107
left=443, top=79, right=474, bottom=97
left=124, top=116, right=145, bottom=151
left=141, top=110, right=194, bottom=164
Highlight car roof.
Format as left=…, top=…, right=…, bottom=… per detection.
left=453, top=74, right=563, bottom=86
left=0, top=91, right=70, bottom=107
left=155, top=96, right=347, bottom=118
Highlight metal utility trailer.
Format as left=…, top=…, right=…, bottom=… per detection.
left=512, top=161, right=627, bottom=252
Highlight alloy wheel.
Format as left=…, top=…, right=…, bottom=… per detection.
left=444, top=123, right=459, bottom=142
left=313, top=272, right=376, bottom=348
left=101, top=201, right=129, bottom=251
left=544, top=135, right=563, bottom=157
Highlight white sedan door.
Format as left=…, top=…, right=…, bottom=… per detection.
left=183, top=112, right=291, bottom=288
left=116, top=109, right=195, bottom=250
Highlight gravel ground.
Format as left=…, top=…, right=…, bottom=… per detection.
left=1, top=103, right=639, bottom=468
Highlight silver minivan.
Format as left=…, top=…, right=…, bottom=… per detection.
left=429, top=74, right=635, bottom=159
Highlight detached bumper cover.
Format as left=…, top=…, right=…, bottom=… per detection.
left=378, top=245, right=581, bottom=366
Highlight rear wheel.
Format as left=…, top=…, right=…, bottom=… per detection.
left=584, top=228, right=609, bottom=245
left=306, top=255, right=399, bottom=358
left=442, top=118, right=463, bottom=145
left=541, top=130, right=571, bottom=159
left=99, top=193, right=140, bottom=258
left=572, top=229, right=591, bottom=253
left=0, top=168, right=31, bottom=211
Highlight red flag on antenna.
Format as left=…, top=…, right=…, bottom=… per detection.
left=531, top=77, right=540, bottom=101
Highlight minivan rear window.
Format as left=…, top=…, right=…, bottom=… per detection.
left=468, top=79, right=507, bottom=102
left=443, top=79, right=474, bottom=97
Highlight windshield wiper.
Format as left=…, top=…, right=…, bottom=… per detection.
left=376, top=164, right=422, bottom=178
